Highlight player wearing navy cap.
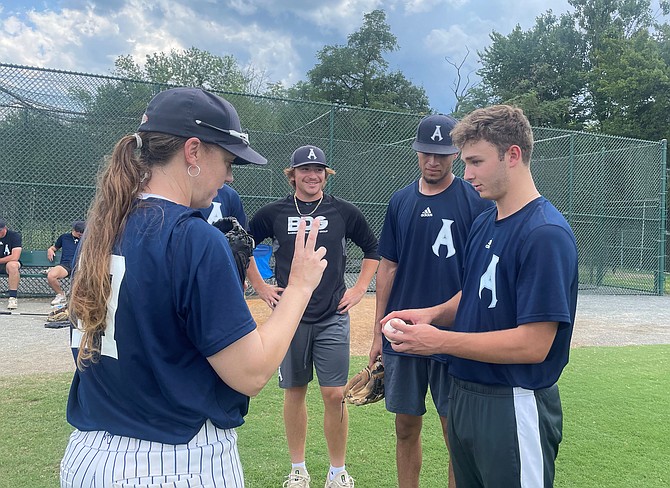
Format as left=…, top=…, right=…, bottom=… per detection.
left=369, top=114, right=493, bottom=488
left=46, top=220, right=85, bottom=306
left=383, top=105, right=578, bottom=488
left=60, top=87, right=327, bottom=488
left=248, top=145, right=379, bottom=488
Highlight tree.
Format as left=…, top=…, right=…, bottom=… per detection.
left=296, top=10, right=430, bottom=113
left=445, top=47, right=478, bottom=114
left=467, top=1, right=670, bottom=140
left=112, top=47, right=269, bottom=95
left=473, top=11, right=588, bottom=128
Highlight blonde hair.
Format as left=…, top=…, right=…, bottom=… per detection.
left=283, top=166, right=336, bottom=189
left=71, top=132, right=187, bottom=370
left=451, top=105, right=534, bottom=164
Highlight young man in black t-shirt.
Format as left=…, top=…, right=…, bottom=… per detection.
left=249, top=145, right=379, bottom=488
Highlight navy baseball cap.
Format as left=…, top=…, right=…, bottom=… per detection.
left=411, top=114, right=459, bottom=155
left=138, top=87, right=267, bottom=166
left=0, top=219, right=6, bottom=229
left=291, top=145, right=329, bottom=168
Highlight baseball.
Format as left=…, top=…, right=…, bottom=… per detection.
left=383, top=318, right=406, bottom=344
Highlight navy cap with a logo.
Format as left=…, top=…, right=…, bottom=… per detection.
left=138, top=87, right=267, bottom=166
left=290, top=145, right=329, bottom=168
left=411, top=114, right=459, bottom=155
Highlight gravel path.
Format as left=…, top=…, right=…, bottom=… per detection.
left=1, top=294, right=669, bottom=377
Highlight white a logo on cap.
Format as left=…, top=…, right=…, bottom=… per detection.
left=308, top=148, right=317, bottom=160
left=431, top=125, right=444, bottom=142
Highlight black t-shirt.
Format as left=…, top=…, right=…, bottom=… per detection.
left=250, top=194, right=379, bottom=323
left=0, top=229, right=22, bottom=258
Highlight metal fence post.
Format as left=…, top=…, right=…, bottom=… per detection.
left=658, top=139, right=667, bottom=295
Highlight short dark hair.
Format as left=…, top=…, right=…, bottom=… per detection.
left=73, top=220, right=86, bottom=233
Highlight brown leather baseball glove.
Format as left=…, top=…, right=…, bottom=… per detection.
left=343, top=356, right=384, bottom=406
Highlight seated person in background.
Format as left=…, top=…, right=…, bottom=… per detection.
left=0, top=218, right=22, bottom=310
left=47, top=220, right=85, bottom=305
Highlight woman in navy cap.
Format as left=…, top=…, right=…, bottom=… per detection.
left=60, top=87, right=327, bottom=488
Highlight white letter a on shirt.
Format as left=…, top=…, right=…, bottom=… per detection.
left=479, top=254, right=499, bottom=308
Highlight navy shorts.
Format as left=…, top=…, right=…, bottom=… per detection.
left=383, top=352, right=451, bottom=417
left=278, top=312, right=350, bottom=388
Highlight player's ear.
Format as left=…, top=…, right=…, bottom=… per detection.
left=507, top=145, right=523, bottom=168
left=183, top=137, right=202, bottom=164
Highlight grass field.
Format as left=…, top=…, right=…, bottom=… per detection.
left=1, top=346, right=669, bottom=487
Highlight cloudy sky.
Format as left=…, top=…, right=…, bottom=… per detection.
left=0, top=0, right=574, bottom=112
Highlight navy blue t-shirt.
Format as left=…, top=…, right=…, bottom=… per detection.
left=200, top=184, right=248, bottom=228
left=450, top=197, right=578, bottom=389
left=379, top=178, right=493, bottom=360
left=67, top=197, right=256, bottom=444
left=54, top=232, right=80, bottom=268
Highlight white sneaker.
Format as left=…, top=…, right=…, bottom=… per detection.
left=283, top=467, right=311, bottom=488
left=7, top=297, right=17, bottom=310
left=51, top=293, right=66, bottom=306
left=324, top=470, right=354, bottom=488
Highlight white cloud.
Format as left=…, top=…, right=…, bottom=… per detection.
left=404, top=0, right=470, bottom=14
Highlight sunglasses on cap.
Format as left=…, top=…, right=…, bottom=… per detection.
left=195, top=119, right=250, bottom=145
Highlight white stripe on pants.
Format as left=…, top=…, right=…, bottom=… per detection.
left=513, top=387, right=543, bottom=488
left=60, top=420, right=244, bottom=488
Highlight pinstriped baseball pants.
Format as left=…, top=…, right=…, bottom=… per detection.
left=60, top=420, right=244, bottom=488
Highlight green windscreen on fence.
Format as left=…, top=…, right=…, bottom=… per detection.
left=0, top=63, right=666, bottom=296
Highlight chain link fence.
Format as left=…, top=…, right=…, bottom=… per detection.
left=0, top=64, right=667, bottom=296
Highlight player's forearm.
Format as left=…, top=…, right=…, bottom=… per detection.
left=437, top=322, right=558, bottom=363
left=429, top=291, right=461, bottom=327
left=0, top=251, right=20, bottom=264
left=245, top=257, right=264, bottom=289
left=374, top=259, right=397, bottom=329
left=351, top=258, right=379, bottom=294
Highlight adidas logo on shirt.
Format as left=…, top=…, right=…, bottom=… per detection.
left=420, top=207, right=433, bottom=217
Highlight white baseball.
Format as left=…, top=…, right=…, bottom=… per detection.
left=383, top=318, right=406, bottom=344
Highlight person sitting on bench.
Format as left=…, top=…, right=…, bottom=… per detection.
left=0, top=218, right=22, bottom=310
left=47, top=220, right=85, bottom=306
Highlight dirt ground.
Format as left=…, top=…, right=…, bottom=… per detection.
left=1, top=293, right=669, bottom=376
left=246, top=296, right=377, bottom=357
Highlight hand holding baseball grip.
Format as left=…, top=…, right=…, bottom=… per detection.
left=288, top=217, right=327, bottom=293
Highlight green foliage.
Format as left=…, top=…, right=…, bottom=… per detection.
left=295, top=10, right=430, bottom=113
left=113, top=47, right=266, bottom=95
left=2, top=347, right=670, bottom=487
left=474, top=11, right=588, bottom=128
left=470, top=1, right=670, bottom=141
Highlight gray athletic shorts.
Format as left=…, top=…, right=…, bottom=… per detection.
left=383, top=352, right=451, bottom=417
left=448, top=376, right=562, bottom=488
left=278, top=312, right=350, bottom=388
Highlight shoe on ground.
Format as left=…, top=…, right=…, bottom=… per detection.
left=44, top=321, right=70, bottom=329
left=51, top=293, right=66, bottom=306
left=283, top=467, right=311, bottom=488
left=7, top=297, right=17, bottom=310
left=324, top=470, right=354, bottom=488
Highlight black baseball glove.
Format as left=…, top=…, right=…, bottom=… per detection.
left=343, top=356, right=385, bottom=406
left=212, top=217, right=255, bottom=285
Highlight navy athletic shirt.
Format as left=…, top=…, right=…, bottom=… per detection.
left=53, top=232, right=80, bottom=268
left=450, top=197, right=578, bottom=389
left=378, top=178, right=493, bottom=361
left=67, top=197, right=256, bottom=444
left=200, top=184, right=248, bottom=228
